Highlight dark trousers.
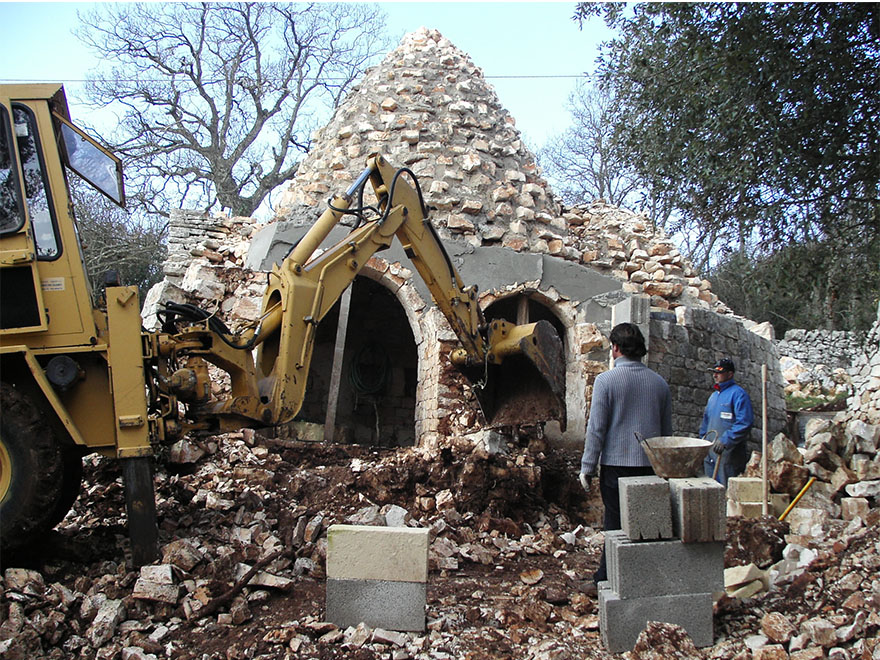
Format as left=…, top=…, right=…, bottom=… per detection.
left=593, top=464, right=655, bottom=585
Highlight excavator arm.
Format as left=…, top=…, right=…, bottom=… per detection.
left=152, top=155, right=565, bottom=433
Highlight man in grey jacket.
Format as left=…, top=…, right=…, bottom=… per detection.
left=579, top=322, right=673, bottom=592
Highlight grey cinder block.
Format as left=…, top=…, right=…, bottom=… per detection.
left=599, top=587, right=714, bottom=653
left=326, top=578, right=426, bottom=631
left=619, top=476, right=673, bottom=540
left=669, top=477, right=726, bottom=542
left=607, top=534, right=724, bottom=598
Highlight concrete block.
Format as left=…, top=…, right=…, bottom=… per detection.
left=326, top=578, right=426, bottom=631
left=669, top=477, right=726, bottom=542
left=727, top=495, right=789, bottom=519
left=728, top=477, right=764, bottom=503
left=607, top=533, right=723, bottom=598
left=619, top=476, right=673, bottom=540
left=327, top=525, right=428, bottom=582
left=599, top=586, right=714, bottom=653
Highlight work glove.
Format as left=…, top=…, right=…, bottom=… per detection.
left=579, top=472, right=593, bottom=493
left=712, top=439, right=725, bottom=455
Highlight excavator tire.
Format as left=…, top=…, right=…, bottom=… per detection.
left=46, top=446, right=84, bottom=528
left=0, top=382, right=64, bottom=554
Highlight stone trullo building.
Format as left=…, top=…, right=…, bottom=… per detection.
left=144, top=28, right=788, bottom=451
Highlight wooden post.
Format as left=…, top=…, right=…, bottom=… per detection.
left=761, top=364, right=769, bottom=515
left=324, top=286, right=353, bottom=444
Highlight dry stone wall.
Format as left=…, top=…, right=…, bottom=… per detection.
left=141, top=209, right=263, bottom=332
left=844, top=308, right=880, bottom=425
left=777, top=329, right=866, bottom=369
left=648, top=306, right=788, bottom=447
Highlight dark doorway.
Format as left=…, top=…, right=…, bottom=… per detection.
left=299, top=276, right=418, bottom=446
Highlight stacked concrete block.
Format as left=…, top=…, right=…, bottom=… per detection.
left=669, top=477, right=726, bottom=542
left=619, top=476, right=673, bottom=539
left=325, top=525, right=428, bottom=631
left=727, top=477, right=790, bottom=518
left=599, top=476, right=724, bottom=653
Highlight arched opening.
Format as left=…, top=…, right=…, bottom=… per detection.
left=481, top=292, right=568, bottom=430
left=298, top=275, right=418, bottom=446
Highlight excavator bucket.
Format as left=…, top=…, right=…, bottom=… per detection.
left=463, top=319, right=567, bottom=430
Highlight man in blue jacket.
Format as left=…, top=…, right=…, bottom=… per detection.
left=701, top=358, right=754, bottom=486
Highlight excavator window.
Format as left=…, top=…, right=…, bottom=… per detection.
left=12, top=104, right=60, bottom=260
left=54, top=113, right=124, bottom=207
left=0, top=105, right=25, bottom=235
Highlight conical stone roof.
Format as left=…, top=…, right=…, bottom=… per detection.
left=272, top=27, right=722, bottom=312
left=275, top=27, right=563, bottom=251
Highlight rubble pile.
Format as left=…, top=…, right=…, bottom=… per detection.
left=142, top=212, right=264, bottom=332
left=564, top=202, right=722, bottom=312
left=2, top=423, right=878, bottom=659
left=741, top=417, right=879, bottom=531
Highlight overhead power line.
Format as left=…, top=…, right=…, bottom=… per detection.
left=0, top=74, right=589, bottom=83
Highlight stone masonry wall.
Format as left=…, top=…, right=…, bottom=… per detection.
left=776, top=329, right=866, bottom=370
left=844, top=307, right=880, bottom=425
left=648, top=306, right=788, bottom=448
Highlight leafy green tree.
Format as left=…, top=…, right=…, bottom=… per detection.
left=77, top=2, right=389, bottom=218
left=574, top=3, right=879, bottom=328
left=708, top=237, right=880, bottom=334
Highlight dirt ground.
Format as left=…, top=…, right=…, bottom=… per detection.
left=2, top=431, right=878, bottom=659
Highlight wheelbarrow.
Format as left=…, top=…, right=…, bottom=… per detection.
left=635, top=431, right=718, bottom=479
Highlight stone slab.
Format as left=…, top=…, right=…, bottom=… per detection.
left=607, top=533, right=724, bottom=598
left=326, top=578, right=426, bottom=632
left=619, top=476, right=673, bottom=540
left=598, top=582, right=714, bottom=653
left=727, top=495, right=789, bottom=519
left=728, top=477, right=764, bottom=503
left=327, top=525, right=428, bottom=582
left=669, top=477, right=726, bottom=542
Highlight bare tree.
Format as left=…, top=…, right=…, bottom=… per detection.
left=77, top=2, right=390, bottom=218
left=538, top=83, right=643, bottom=209
left=69, top=179, right=167, bottom=306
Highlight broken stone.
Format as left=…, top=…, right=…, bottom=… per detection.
left=161, top=539, right=203, bottom=571
left=86, top=599, right=126, bottom=648
left=629, top=621, right=700, bottom=660
left=760, top=611, right=797, bottom=644
left=845, top=480, right=880, bottom=498
left=3, top=568, right=44, bottom=592
left=769, top=461, right=810, bottom=497
left=800, top=617, right=837, bottom=647
left=169, top=439, right=205, bottom=464
left=234, top=564, right=294, bottom=590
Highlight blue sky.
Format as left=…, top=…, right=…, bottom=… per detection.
left=0, top=2, right=611, bottom=148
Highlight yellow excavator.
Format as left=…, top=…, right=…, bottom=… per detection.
left=0, top=84, right=564, bottom=564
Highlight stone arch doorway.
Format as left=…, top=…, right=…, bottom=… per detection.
left=299, top=275, right=418, bottom=446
